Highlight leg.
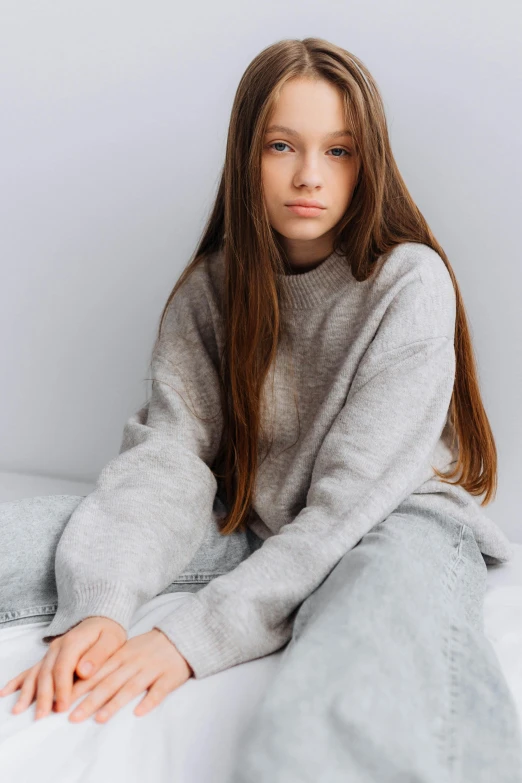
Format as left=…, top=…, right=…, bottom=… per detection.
left=0, top=495, right=86, bottom=627
left=230, top=504, right=522, bottom=783
left=156, top=495, right=264, bottom=594
left=0, top=493, right=263, bottom=628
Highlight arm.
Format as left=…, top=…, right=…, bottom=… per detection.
left=152, top=270, right=458, bottom=678
left=41, top=262, right=224, bottom=643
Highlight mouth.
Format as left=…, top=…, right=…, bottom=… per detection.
left=285, top=204, right=325, bottom=217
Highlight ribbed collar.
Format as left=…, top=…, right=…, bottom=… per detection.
left=277, top=249, right=354, bottom=309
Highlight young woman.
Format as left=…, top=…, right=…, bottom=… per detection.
left=1, top=37, right=521, bottom=780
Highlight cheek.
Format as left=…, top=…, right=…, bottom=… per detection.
left=261, top=164, right=283, bottom=207
left=335, top=168, right=358, bottom=203
left=261, top=157, right=279, bottom=186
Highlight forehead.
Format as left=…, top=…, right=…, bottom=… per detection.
left=266, top=77, right=352, bottom=136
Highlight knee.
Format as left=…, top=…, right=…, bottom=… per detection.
left=291, top=534, right=424, bottom=644
left=0, top=494, right=85, bottom=552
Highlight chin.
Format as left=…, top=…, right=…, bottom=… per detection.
left=276, top=223, right=328, bottom=241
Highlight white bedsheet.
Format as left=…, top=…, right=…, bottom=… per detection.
left=1, top=469, right=521, bottom=782
left=0, top=593, right=284, bottom=783
left=1, top=558, right=521, bottom=783
left=483, top=548, right=522, bottom=721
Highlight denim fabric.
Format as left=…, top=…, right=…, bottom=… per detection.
left=1, top=493, right=521, bottom=780
left=0, top=493, right=263, bottom=628
left=229, top=500, right=522, bottom=783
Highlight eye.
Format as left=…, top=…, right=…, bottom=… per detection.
left=267, top=142, right=352, bottom=158
left=268, top=142, right=291, bottom=153
left=329, top=147, right=352, bottom=158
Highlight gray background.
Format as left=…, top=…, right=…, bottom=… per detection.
left=1, top=1, right=520, bottom=541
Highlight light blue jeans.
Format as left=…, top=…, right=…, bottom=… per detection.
left=230, top=497, right=522, bottom=782
left=0, top=492, right=263, bottom=627
left=1, top=493, right=521, bottom=781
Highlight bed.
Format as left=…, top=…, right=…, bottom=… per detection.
left=1, top=472, right=521, bottom=783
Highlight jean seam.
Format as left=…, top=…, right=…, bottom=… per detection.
left=438, top=550, right=465, bottom=780
left=168, top=572, right=227, bottom=583
left=0, top=573, right=229, bottom=624
left=446, top=614, right=463, bottom=777
left=0, top=604, right=58, bottom=623
left=456, top=522, right=466, bottom=559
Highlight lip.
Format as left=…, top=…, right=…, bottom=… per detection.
left=286, top=204, right=325, bottom=217
left=285, top=199, right=326, bottom=208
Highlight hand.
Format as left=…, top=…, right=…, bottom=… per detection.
left=0, top=616, right=127, bottom=719
left=65, top=629, right=193, bottom=724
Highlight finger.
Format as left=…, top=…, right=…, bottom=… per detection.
left=33, top=643, right=64, bottom=719
left=11, top=662, right=44, bottom=715
left=134, top=674, right=171, bottom=718
left=34, top=647, right=61, bottom=720
left=69, top=663, right=136, bottom=723
left=67, top=655, right=123, bottom=707
left=94, top=671, right=157, bottom=724
left=0, top=667, right=33, bottom=697
left=53, top=629, right=106, bottom=710
left=52, top=640, right=97, bottom=710
left=75, top=629, right=125, bottom=681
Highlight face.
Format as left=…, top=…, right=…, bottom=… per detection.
left=261, top=77, right=360, bottom=274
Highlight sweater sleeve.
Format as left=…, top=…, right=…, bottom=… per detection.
left=40, top=263, right=224, bottom=643
left=152, top=272, right=458, bottom=678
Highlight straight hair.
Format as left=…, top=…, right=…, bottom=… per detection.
left=150, top=37, right=497, bottom=535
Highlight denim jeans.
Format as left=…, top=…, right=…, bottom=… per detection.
left=229, top=497, right=522, bottom=783
left=0, top=492, right=263, bottom=628
left=1, top=493, right=521, bottom=781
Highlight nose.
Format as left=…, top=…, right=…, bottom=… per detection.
left=292, top=154, right=323, bottom=190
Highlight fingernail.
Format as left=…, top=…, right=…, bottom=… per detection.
left=80, top=662, right=93, bottom=674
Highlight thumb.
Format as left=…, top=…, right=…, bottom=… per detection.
left=76, top=632, right=124, bottom=679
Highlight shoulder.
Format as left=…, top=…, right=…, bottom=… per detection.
left=164, top=249, right=224, bottom=318
left=178, top=248, right=225, bottom=314
left=158, top=250, right=225, bottom=359
left=374, top=242, right=453, bottom=296
left=367, top=242, right=456, bottom=348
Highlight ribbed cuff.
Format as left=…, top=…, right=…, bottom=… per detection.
left=153, top=595, right=245, bottom=679
left=40, top=581, right=139, bottom=643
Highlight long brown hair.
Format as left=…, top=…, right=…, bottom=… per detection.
left=150, top=37, right=497, bottom=535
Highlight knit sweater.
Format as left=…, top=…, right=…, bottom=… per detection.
left=40, top=241, right=513, bottom=678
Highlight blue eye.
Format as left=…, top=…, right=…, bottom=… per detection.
left=330, top=147, right=350, bottom=157
left=267, top=143, right=351, bottom=157
left=270, top=142, right=291, bottom=152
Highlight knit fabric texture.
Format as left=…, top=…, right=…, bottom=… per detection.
left=39, top=241, right=513, bottom=678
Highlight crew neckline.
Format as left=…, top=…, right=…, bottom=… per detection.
left=277, top=249, right=354, bottom=309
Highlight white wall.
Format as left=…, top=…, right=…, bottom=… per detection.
left=1, top=1, right=520, bottom=541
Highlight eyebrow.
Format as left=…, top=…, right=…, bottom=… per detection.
left=265, top=124, right=354, bottom=139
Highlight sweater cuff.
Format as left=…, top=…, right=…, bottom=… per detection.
left=152, top=594, right=245, bottom=679
left=40, top=581, right=139, bottom=643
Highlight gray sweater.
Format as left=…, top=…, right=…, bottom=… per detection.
left=40, top=242, right=513, bottom=677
